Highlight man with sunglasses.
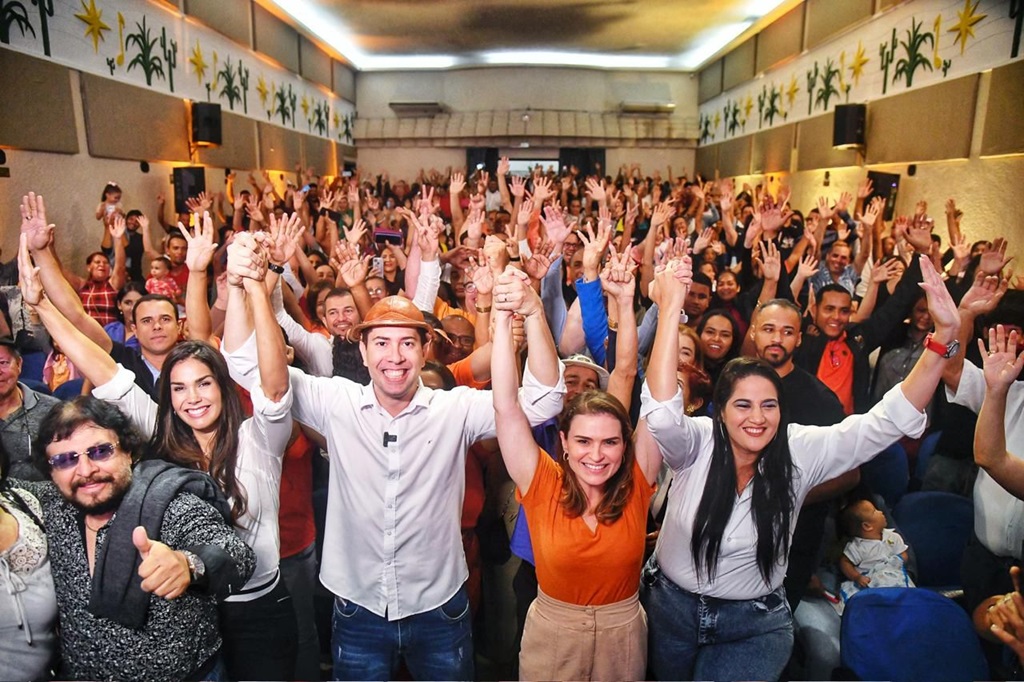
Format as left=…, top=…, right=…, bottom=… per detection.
left=19, top=397, right=254, bottom=681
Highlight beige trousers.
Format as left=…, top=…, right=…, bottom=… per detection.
left=519, top=588, right=647, bottom=681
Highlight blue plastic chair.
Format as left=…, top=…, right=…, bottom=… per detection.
left=840, top=587, right=988, bottom=681
left=892, top=491, right=973, bottom=590
left=19, top=351, right=46, bottom=383
left=860, top=442, right=909, bottom=511
left=20, top=378, right=51, bottom=396
left=914, top=430, right=942, bottom=484
left=53, top=378, right=85, bottom=400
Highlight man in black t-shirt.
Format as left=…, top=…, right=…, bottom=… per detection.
left=750, top=299, right=850, bottom=610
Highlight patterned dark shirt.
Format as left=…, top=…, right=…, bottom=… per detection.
left=22, top=482, right=255, bottom=682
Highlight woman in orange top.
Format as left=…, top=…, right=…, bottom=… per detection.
left=490, top=266, right=662, bottom=681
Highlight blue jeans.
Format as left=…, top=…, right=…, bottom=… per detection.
left=641, top=559, right=793, bottom=681
left=331, top=583, right=474, bottom=681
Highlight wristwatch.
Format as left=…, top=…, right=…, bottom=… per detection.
left=924, top=333, right=960, bottom=359
left=180, top=550, right=206, bottom=584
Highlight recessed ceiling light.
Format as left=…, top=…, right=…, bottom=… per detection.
left=483, top=51, right=670, bottom=70
left=267, top=0, right=789, bottom=72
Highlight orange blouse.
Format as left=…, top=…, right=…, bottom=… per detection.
left=519, top=450, right=653, bottom=605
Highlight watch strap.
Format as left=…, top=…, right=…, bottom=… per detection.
left=924, top=333, right=958, bottom=359
left=180, top=550, right=206, bottom=583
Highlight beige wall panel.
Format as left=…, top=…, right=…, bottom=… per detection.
left=197, top=111, right=258, bottom=170
left=0, top=50, right=78, bottom=154
left=333, top=61, right=357, bottom=101
left=699, top=59, right=723, bottom=103
left=81, top=74, right=189, bottom=162
left=695, top=144, right=719, bottom=179
left=751, top=124, right=795, bottom=173
left=718, top=136, right=752, bottom=177
left=797, top=112, right=860, bottom=170
left=806, top=0, right=873, bottom=49
left=756, top=5, right=804, bottom=73
left=982, top=60, right=1024, bottom=157
left=730, top=155, right=1024, bottom=265
left=184, top=0, right=250, bottom=47
left=300, top=36, right=333, bottom=90
left=605, top=148, right=696, bottom=178
left=253, top=5, right=299, bottom=73
left=303, top=135, right=336, bottom=175
left=866, top=75, right=978, bottom=164
left=354, top=68, right=697, bottom=121
left=356, top=147, right=467, bottom=180
left=0, top=151, right=186, bottom=273
left=258, top=122, right=302, bottom=170
left=722, top=39, right=756, bottom=91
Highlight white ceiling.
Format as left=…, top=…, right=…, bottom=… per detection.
left=262, top=0, right=801, bottom=71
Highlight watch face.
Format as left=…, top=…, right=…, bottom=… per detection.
left=946, top=340, right=961, bottom=358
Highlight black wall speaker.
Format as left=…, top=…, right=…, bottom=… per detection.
left=173, top=166, right=206, bottom=215
left=866, top=170, right=900, bottom=221
left=833, top=104, right=866, bottom=149
left=192, top=102, right=222, bottom=147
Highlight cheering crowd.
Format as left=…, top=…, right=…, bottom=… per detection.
left=0, top=160, right=1021, bottom=681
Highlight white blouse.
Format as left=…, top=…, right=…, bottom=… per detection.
left=641, top=382, right=926, bottom=600
left=93, top=365, right=293, bottom=599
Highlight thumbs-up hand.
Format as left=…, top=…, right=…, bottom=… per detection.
left=134, top=526, right=191, bottom=600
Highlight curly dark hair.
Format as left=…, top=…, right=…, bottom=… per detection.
left=32, top=396, right=148, bottom=476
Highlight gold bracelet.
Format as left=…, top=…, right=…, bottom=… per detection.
left=474, top=305, right=492, bottom=313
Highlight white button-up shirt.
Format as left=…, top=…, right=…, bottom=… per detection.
left=272, top=282, right=334, bottom=378
left=641, top=381, right=926, bottom=600
left=223, top=332, right=564, bottom=619
left=947, top=361, right=1024, bottom=558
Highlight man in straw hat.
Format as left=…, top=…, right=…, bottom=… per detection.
left=221, top=233, right=564, bottom=681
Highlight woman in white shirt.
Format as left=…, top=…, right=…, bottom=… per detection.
left=21, top=231, right=296, bottom=681
left=640, top=254, right=960, bottom=681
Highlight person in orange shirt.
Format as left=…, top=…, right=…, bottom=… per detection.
left=490, top=266, right=661, bottom=681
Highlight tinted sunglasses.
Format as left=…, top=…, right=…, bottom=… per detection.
left=48, top=442, right=119, bottom=470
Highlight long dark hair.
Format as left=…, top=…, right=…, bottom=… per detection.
left=152, top=341, right=248, bottom=522
left=558, top=390, right=636, bottom=524
left=332, top=336, right=370, bottom=383
left=691, top=357, right=796, bottom=585
left=306, top=280, right=333, bottom=325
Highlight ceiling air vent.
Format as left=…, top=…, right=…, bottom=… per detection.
left=619, top=101, right=675, bottom=115
left=389, top=101, right=450, bottom=117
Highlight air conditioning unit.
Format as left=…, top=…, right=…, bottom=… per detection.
left=389, top=101, right=450, bottom=117
left=619, top=101, right=676, bottom=115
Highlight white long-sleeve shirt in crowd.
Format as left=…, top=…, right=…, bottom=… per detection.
left=223, top=331, right=565, bottom=619
left=92, top=364, right=294, bottom=599
left=640, top=381, right=926, bottom=600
